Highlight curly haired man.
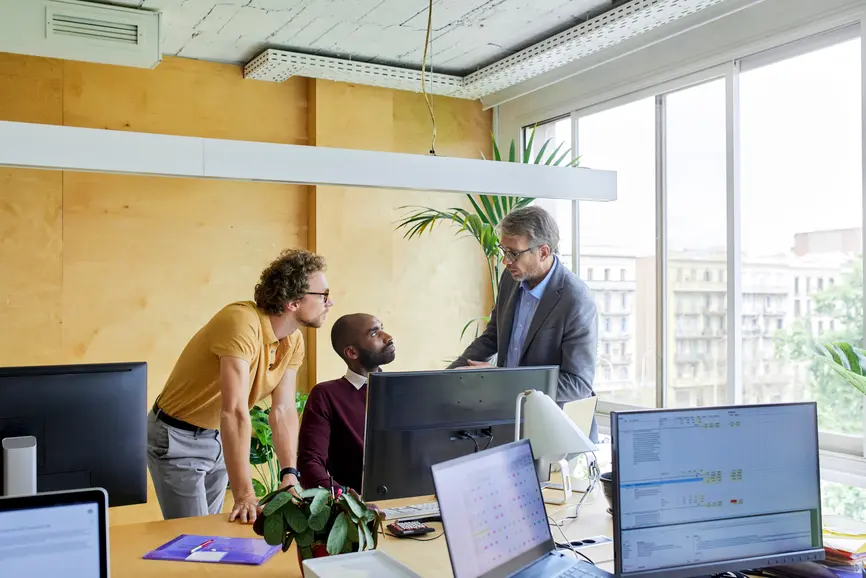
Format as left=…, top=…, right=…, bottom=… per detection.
left=147, top=249, right=333, bottom=523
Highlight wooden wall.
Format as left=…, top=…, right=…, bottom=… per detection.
left=0, top=53, right=492, bottom=524
left=308, top=80, right=492, bottom=381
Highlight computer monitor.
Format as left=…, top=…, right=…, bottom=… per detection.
left=362, top=366, right=559, bottom=501
left=611, top=402, right=824, bottom=578
left=0, top=363, right=148, bottom=507
left=0, top=488, right=109, bottom=577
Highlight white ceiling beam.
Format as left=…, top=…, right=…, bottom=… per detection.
left=0, top=121, right=617, bottom=202
left=243, top=0, right=737, bottom=100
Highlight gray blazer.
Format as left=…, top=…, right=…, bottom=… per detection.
left=449, top=262, right=598, bottom=405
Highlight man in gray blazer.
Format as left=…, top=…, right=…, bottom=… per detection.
left=449, top=205, right=599, bottom=440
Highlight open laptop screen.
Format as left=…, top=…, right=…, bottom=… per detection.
left=432, top=439, right=554, bottom=578
left=0, top=488, right=109, bottom=577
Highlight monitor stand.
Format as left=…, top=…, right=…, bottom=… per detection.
left=2, top=435, right=37, bottom=497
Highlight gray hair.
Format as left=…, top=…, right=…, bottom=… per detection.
left=498, top=205, right=560, bottom=254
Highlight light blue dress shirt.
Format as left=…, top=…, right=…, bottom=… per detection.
left=505, top=258, right=558, bottom=368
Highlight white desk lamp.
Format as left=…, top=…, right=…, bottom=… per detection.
left=515, top=390, right=597, bottom=504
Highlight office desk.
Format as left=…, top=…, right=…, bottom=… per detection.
left=111, top=488, right=616, bottom=577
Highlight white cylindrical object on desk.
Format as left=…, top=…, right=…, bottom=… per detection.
left=2, top=436, right=37, bottom=497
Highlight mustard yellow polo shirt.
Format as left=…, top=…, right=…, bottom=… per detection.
left=156, top=301, right=304, bottom=430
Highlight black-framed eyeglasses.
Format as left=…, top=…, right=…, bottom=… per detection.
left=305, top=289, right=330, bottom=303
left=498, top=245, right=536, bottom=262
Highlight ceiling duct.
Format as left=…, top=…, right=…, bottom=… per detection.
left=244, top=0, right=731, bottom=100
left=0, top=0, right=161, bottom=69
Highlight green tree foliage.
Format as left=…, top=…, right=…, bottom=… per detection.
left=774, top=257, right=865, bottom=520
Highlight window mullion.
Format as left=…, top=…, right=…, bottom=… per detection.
left=726, top=61, right=743, bottom=406
left=655, top=94, right=668, bottom=409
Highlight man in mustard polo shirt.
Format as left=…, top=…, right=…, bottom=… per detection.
left=147, top=249, right=333, bottom=523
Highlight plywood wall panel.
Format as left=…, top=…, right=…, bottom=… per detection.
left=0, top=169, right=63, bottom=366
left=61, top=56, right=308, bottom=144
left=0, top=54, right=63, bottom=125
left=61, top=172, right=308, bottom=402
left=309, top=81, right=493, bottom=382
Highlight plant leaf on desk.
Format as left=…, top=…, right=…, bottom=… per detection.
left=262, top=490, right=292, bottom=516
left=300, top=545, right=313, bottom=560
left=356, top=523, right=365, bottom=551
left=296, top=529, right=314, bottom=548
left=309, top=491, right=329, bottom=516
left=342, top=492, right=364, bottom=520
left=263, top=513, right=284, bottom=546
left=284, top=502, right=308, bottom=533
left=347, top=520, right=359, bottom=544
left=281, top=532, right=294, bottom=553
left=302, top=487, right=328, bottom=500
left=327, top=512, right=350, bottom=555
left=308, top=505, right=330, bottom=532
left=361, top=522, right=374, bottom=551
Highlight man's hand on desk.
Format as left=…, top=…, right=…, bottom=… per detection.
left=229, top=492, right=262, bottom=524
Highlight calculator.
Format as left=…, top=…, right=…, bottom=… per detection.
left=387, top=520, right=435, bottom=537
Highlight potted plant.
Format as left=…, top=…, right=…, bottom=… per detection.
left=252, top=484, right=382, bottom=574
left=248, top=391, right=309, bottom=497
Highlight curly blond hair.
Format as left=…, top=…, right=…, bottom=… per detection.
left=254, top=249, right=327, bottom=315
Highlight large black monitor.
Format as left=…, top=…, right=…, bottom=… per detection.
left=362, top=366, right=559, bottom=501
left=0, top=362, right=148, bottom=507
left=611, top=402, right=824, bottom=578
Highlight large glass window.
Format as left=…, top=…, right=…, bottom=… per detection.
left=577, top=98, right=657, bottom=407
left=740, top=38, right=863, bottom=435
left=665, top=79, right=728, bottom=408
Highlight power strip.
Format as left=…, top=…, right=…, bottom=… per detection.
left=570, top=535, right=613, bottom=551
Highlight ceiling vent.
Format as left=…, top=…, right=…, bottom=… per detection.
left=0, top=0, right=161, bottom=69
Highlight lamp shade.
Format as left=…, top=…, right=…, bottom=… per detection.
left=522, top=390, right=597, bottom=459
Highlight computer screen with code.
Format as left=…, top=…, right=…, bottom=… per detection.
left=613, top=403, right=822, bottom=576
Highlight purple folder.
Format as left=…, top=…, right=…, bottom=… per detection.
left=143, top=533, right=281, bottom=565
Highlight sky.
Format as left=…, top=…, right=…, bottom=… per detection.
left=536, top=38, right=862, bottom=258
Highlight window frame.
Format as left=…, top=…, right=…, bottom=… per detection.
left=520, top=23, right=866, bottom=482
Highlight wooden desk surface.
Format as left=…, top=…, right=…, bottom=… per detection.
left=110, top=488, right=616, bottom=577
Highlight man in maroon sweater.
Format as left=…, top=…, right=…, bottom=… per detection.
left=297, top=313, right=395, bottom=491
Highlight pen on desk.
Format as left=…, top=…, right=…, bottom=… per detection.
left=189, top=539, right=214, bottom=554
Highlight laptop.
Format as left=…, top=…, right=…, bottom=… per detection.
left=432, top=439, right=613, bottom=578
left=0, top=488, right=109, bottom=577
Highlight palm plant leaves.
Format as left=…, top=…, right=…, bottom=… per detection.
left=394, top=126, right=578, bottom=333
left=815, top=341, right=866, bottom=396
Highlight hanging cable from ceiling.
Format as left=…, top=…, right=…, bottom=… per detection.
left=420, top=0, right=437, bottom=155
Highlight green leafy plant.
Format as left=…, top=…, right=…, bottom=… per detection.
left=394, top=126, right=579, bottom=339
left=252, top=485, right=381, bottom=561
left=249, top=391, right=309, bottom=498
left=814, top=341, right=866, bottom=396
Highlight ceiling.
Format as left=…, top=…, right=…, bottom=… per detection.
left=95, top=0, right=618, bottom=75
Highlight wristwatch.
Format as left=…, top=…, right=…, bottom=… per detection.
left=280, top=467, right=301, bottom=480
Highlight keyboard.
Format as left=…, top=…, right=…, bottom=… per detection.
left=379, top=501, right=440, bottom=521
left=555, top=562, right=613, bottom=577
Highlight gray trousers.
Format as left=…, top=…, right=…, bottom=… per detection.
left=146, top=411, right=228, bottom=520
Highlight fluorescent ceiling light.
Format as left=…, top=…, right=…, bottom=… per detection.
left=0, top=121, right=616, bottom=202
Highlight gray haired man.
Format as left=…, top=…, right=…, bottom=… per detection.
left=449, top=205, right=599, bottom=440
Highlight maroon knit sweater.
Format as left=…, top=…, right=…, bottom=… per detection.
left=297, top=378, right=367, bottom=492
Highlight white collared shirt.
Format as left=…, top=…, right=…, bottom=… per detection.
left=344, top=368, right=367, bottom=390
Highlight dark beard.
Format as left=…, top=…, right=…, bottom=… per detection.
left=357, top=345, right=395, bottom=370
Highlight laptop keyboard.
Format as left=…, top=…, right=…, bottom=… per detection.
left=555, top=562, right=613, bottom=577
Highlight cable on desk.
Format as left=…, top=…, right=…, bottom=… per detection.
left=548, top=459, right=602, bottom=526
left=554, top=542, right=596, bottom=565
